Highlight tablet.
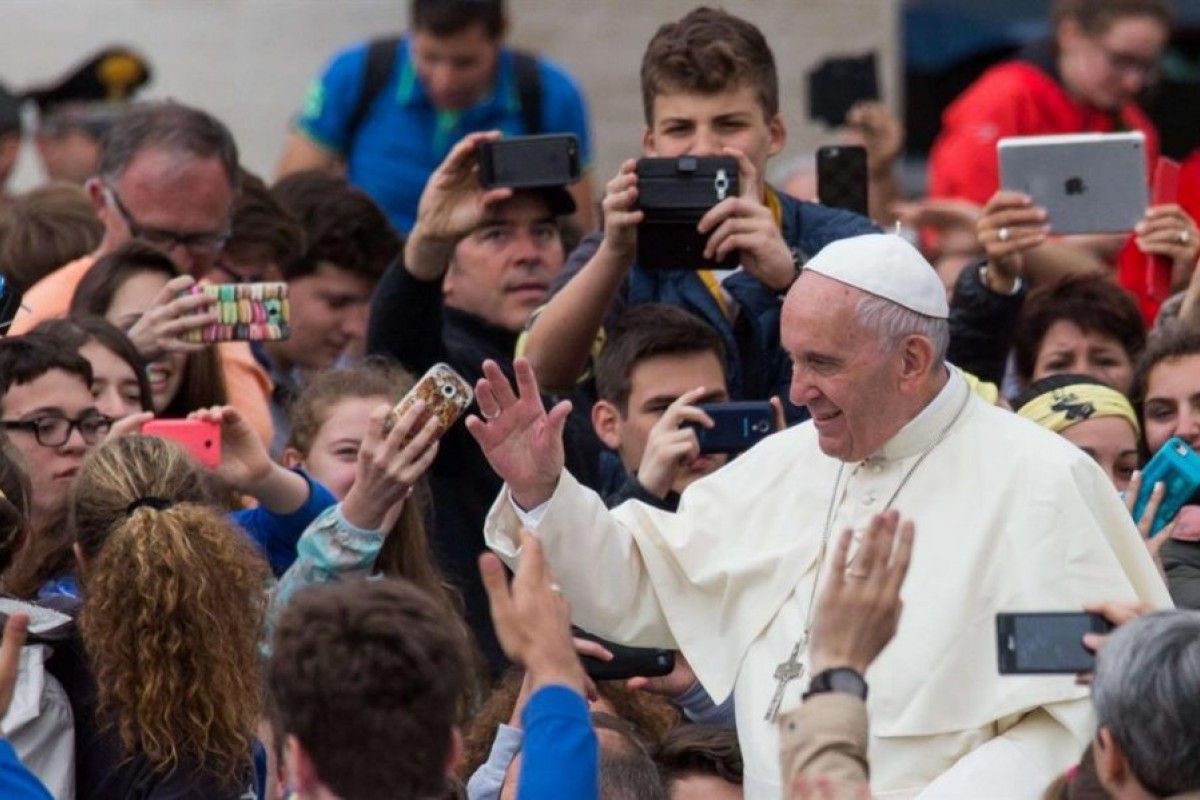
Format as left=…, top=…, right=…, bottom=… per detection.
left=998, top=132, right=1148, bottom=235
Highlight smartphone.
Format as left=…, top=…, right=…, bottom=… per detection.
left=1133, top=436, right=1200, bottom=538
left=817, top=145, right=869, bottom=218
left=0, top=275, right=22, bottom=336
left=385, top=363, right=474, bottom=442
left=142, top=419, right=221, bottom=470
left=1147, top=157, right=1181, bottom=302
left=807, top=52, right=879, bottom=128
left=180, top=282, right=290, bottom=343
left=478, top=134, right=582, bottom=189
left=573, top=628, right=676, bottom=681
left=996, top=612, right=1113, bottom=674
left=688, top=401, right=774, bottom=454
left=636, top=156, right=739, bottom=270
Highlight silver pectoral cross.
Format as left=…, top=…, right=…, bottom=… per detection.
left=764, top=636, right=807, bottom=722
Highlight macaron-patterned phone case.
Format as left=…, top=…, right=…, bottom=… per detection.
left=182, top=282, right=290, bottom=343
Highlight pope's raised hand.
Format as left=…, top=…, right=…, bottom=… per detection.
left=467, top=358, right=571, bottom=510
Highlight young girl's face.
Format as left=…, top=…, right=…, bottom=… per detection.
left=105, top=270, right=187, bottom=412
left=289, top=395, right=391, bottom=500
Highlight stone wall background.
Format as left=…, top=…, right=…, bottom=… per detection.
left=1, top=0, right=899, bottom=197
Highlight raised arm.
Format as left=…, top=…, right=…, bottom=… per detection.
left=522, top=160, right=641, bottom=392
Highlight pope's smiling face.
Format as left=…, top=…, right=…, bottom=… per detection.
left=782, top=272, right=910, bottom=462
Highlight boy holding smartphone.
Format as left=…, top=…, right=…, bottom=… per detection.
left=521, top=7, right=875, bottom=419
left=591, top=304, right=731, bottom=509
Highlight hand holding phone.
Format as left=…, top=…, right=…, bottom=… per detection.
left=1132, top=436, right=1200, bottom=538
left=141, top=419, right=222, bottom=470
left=637, top=387, right=720, bottom=498
left=688, top=401, right=774, bottom=454
left=636, top=156, right=739, bottom=270
left=385, top=363, right=474, bottom=442
left=179, top=282, right=290, bottom=343
left=573, top=628, right=675, bottom=681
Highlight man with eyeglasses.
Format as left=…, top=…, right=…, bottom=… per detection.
left=9, top=100, right=275, bottom=445
left=0, top=335, right=108, bottom=549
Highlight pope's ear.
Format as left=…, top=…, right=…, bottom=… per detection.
left=591, top=400, right=624, bottom=451
left=896, top=333, right=937, bottom=389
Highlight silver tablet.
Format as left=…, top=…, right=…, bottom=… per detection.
left=998, top=132, right=1148, bottom=235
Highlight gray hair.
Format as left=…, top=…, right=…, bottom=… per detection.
left=96, top=100, right=240, bottom=189
left=1092, top=610, right=1200, bottom=796
left=854, top=293, right=949, bottom=363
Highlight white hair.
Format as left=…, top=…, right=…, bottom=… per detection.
left=854, top=293, right=949, bottom=363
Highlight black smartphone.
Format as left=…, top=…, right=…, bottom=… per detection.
left=573, top=628, right=676, bottom=681
left=636, top=155, right=739, bottom=270
left=689, top=401, right=774, bottom=454
left=478, top=134, right=581, bottom=189
left=817, top=145, right=869, bottom=218
left=807, top=52, right=879, bottom=128
left=996, top=612, right=1114, bottom=674
left=0, top=275, right=23, bottom=336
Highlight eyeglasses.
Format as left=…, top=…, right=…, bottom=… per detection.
left=1, top=413, right=113, bottom=448
left=1091, top=38, right=1159, bottom=81
left=103, top=183, right=231, bottom=257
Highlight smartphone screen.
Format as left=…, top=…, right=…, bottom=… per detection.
left=478, top=134, right=581, bottom=189
left=996, top=612, right=1111, bottom=674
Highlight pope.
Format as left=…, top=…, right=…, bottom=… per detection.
left=468, top=234, right=1170, bottom=799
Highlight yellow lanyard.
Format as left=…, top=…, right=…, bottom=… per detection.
left=698, top=187, right=784, bottom=320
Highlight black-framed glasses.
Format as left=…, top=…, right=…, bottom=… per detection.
left=103, top=183, right=231, bottom=257
left=1, top=413, right=113, bottom=447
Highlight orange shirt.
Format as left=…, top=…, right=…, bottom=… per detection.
left=12, top=255, right=275, bottom=445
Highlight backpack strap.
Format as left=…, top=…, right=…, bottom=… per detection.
left=512, top=49, right=543, bottom=134
left=347, top=35, right=401, bottom=147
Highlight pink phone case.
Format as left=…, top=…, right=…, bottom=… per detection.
left=142, top=419, right=221, bottom=469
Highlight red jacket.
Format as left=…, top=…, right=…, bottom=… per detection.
left=929, top=60, right=1159, bottom=205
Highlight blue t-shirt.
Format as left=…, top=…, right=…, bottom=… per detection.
left=296, top=37, right=592, bottom=234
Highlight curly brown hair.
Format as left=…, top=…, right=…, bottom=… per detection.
left=70, top=435, right=269, bottom=782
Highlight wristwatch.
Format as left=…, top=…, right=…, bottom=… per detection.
left=803, top=667, right=868, bottom=701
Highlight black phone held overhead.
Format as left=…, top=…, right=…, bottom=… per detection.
left=817, top=145, right=869, bottom=218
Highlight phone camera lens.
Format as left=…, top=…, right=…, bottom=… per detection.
left=441, top=384, right=457, bottom=398
left=752, top=420, right=771, bottom=434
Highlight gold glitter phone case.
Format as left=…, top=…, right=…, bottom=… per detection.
left=386, top=363, right=474, bottom=441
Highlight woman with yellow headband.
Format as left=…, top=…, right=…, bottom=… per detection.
left=1014, top=373, right=1141, bottom=492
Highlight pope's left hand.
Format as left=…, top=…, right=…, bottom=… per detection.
left=698, top=147, right=796, bottom=291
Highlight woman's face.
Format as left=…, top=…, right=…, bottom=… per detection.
left=78, top=340, right=144, bottom=420
left=1060, top=416, right=1140, bottom=492
left=1058, top=14, right=1167, bottom=111
left=104, top=270, right=188, bottom=412
left=287, top=396, right=390, bottom=501
left=1142, top=354, right=1200, bottom=455
left=1033, top=320, right=1134, bottom=395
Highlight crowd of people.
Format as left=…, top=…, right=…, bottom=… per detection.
left=0, top=0, right=1199, bottom=798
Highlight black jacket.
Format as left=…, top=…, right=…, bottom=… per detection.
left=946, top=260, right=1028, bottom=385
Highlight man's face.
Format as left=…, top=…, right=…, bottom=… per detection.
left=1, top=369, right=98, bottom=524
left=611, top=351, right=729, bottom=494
left=444, top=193, right=564, bottom=332
left=411, top=24, right=501, bottom=111
left=35, top=127, right=102, bottom=185
left=89, top=147, right=235, bottom=278
left=782, top=273, right=905, bottom=462
left=273, top=263, right=374, bottom=372
left=644, top=84, right=785, bottom=176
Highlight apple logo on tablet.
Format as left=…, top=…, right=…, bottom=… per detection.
left=1065, top=177, right=1086, bottom=195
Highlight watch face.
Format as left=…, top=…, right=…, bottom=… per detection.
left=810, top=667, right=868, bottom=700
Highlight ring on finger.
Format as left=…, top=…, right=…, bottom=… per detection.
left=1179, top=230, right=1191, bottom=245
left=997, top=227, right=1010, bottom=243
left=481, top=407, right=501, bottom=421
left=846, top=570, right=870, bottom=579
left=549, top=582, right=563, bottom=594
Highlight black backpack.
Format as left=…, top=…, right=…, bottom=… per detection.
left=347, top=35, right=543, bottom=146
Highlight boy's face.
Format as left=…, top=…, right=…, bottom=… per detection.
left=411, top=23, right=501, bottom=111
left=643, top=84, right=785, bottom=177
left=272, top=263, right=375, bottom=372
left=610, top=351, right=730, bottom=495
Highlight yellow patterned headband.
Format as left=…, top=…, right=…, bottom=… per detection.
left=1016, top=382, right=1139, bottom=435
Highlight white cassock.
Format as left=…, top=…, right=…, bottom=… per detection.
left=484, top=368, right=1171, bottom=799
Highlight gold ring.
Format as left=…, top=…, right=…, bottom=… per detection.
left=846, top=570, right=870, bottom=579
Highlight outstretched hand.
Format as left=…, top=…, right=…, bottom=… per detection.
left=124, top=275, right=217, bottom=363
left=466, top=358, right=570, bottom=510
left=809, top=510, right=915, bottom=676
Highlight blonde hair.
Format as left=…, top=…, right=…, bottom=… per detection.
left=70, top=436, right=268, bottom=782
